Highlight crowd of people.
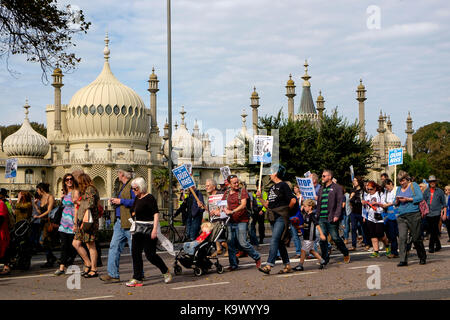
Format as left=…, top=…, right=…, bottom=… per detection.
left=0, top=164, right=449, bottom=288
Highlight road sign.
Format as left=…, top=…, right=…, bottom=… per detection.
left=388, top=148, right=403, bottom=166
left=172, top=164, right=195, bottom=190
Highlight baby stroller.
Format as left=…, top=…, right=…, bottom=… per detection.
left=173, top=217, right=229, bottom=276
left=9, top=218, right=34, bottom=270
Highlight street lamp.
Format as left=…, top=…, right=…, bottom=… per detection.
left=167, top=0, right=174, bottom=223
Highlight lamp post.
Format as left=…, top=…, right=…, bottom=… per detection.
left=167, top=0, right=174, bottom=222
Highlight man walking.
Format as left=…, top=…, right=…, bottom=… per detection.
left=100, top=166, right=136, bottom=283
left=316, top=170, right=350, bottom=264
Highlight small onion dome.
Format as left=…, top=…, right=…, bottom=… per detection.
left=3, top=103, right=49, bottom=158
left=149, top=67, right=158, bottom=80
left=317, top=91, right=324, bottom=101
left=358, top=79, right=365, bottom=90
left=251, top=87, right=259, bottom=97
left=53, top=67, right=62, bottom=75
left=286, top=74, right=295, bottom=86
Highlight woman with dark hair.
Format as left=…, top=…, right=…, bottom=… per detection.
left=14, top=191, right=33, bottom=223
left=33, top=183, right=57, bottom=268
left=54, top=173, right=79, bottom=276
left=257, top=164, right=296, bottom=274
left=72, top=173, right=100, bottom=278
left=362, top=181, right=389, bottom=258
left=349, top=176, right=367, bottom=251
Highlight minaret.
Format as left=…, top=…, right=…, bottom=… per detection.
left=250, top=87, right=260, bottom=134
left=298, top=60, right=316, bottom=115
left=51, top=66, right=64, bottom=131
left=241, top=108, right=248, bottom=132
left=285, top=74, right=296, bottom=120
left=405, top=112, right=414, bottom=157
left=148, top=67, right=159, bottom=134
left=377, top=110, right=386, bottom=167
left=180, top=106, right=186, bottom=128
left=387, top=116, right=392, bottom=132
left=356, top=79, right=367, bottom=140
left=316, top=91, right=325, bottom=119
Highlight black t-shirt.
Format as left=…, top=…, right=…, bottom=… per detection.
left=302, top=211, right=318, bottom=241
left=268, top=181, right=295, bottom=209
left=349, top=188, right=363, bottom=215
left=132, top=194, right=159, bottom=221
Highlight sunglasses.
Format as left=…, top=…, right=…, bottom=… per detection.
left=65, top=177, right=74, bottom=182
left=367, top=188, right=374, bottom=191
left=132, top=187, right=139, bottom=191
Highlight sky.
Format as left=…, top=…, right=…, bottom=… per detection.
left=0, top=0, right=449, bottom=155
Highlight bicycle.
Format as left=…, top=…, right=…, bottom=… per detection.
left=156, top=212, right=188, bottom=251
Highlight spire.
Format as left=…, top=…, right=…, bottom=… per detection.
left=301, top=60, right=311, bottom=87
left=180, top=106, right=186, bottom=128
left=24, top=100, right=30, bottom=120
left=104, top=32, right=110, bottom=62
left=316, top=91, right=325, bottom=119
left=241, top=108, right=247, bottom=129
left=387, top=115, right=392, bottom=131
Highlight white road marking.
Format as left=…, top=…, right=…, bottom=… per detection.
left=276, top=271, right=318, bottom=278
left=76, top=295, right=114, bottom=300
left=348, top=264, right=382, bottom=270
left=0, top=274, right=54, bottom=281
left=171, top=281, right=230, bottom=290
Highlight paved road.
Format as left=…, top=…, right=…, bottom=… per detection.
left=1, top=234, right=449, bottom=300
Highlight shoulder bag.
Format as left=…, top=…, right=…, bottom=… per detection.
left=410, top=183, right=429, bottom=218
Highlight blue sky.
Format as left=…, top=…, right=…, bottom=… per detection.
left=0, top=0, right=449, bottom=152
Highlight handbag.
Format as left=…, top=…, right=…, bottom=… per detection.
left=410, top=183, right=430, bottom=218
left=81, top=209, right=94, bottom=231
left=132, top=220, right=154, bottom=236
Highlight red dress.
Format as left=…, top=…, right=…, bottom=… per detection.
left=0, top=200, right=10, bottom=259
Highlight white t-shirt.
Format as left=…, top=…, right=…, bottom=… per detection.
left=364, top=191, right=385, bottom=224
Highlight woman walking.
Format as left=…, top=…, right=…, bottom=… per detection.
left=54, top=173, right=79, bottom=276
left=257, top=165, right=296, bottom=274
left=126, top=177, right=172, bottom=287
left=395, top=171, right=427, bottom=266
left=72, top=173, right=100, bottom=278
left=349, top=176, right=367, bottom=251
left=33, top=183, right=57, bottom=268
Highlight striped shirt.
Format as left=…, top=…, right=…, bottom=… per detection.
left=320, top=186, right=331, bottom=219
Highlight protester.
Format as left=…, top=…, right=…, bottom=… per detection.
left=183, top=222, right=213, bottom=255
left=223, top=175, right=261, bottom=272
left=205, top=179, right=227, bottom=257
left=362, top=181, right=389, bottom=258
left=423, top=175, right=446, bottom=253
left=342, top=187, right=351, bottom=245
left=257, top=165, right=295, bottom=274
left=30, top=192, right=42, bottom=254
left=293, top=199, right=327, bottom=271
left=250, top=180, right=267, bottom=245
left=349, top=176, right=367, bottom=251
left=32, top=183, right=57, bottom=268
left=185, top=186, right=205, bottom=241
left=316, top=170, right=350, bottom=264
left=0, top=198, right=10, bottom=275
left=126, top=177, right=172, bottom=287
left=54, top=173, right=79, bottom=276
left=100, top=166, right=135, bottom=283
left=380, top=173, right=389, bottom=187
left=381, top=179, right=399, bottom=258
left=72, top=173, right=100, bottom=278
left=395, top=170, right=427, bottom=266
left=288, top=183, right=302, bottom=259
left=444, top=186, right=450, bottom=241
left=14, top=191, right=33, bottom=223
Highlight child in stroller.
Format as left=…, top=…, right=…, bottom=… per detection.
left=174, top=219, right=228, bottom=276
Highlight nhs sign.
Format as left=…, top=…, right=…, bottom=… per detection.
left=388, top=148, right=403, bottom=166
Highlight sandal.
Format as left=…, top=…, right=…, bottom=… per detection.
left=81, top=265, right=91, bottom=277
left=278, top=266, right=293, bottom=274
left=84, top=270, right=98, bottom=278
left=258, top=265, right=271, bottom=274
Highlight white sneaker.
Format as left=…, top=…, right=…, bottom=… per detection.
left=163, top=271, right=173, bottom=284
left=126, top=279, right=143, bottom=287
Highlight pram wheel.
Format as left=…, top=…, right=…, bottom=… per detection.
left=194, top=267, right=203, bottom=277
left=174, top=264, right=182, bottom=275
left=216, top=264, right=224, bottom=274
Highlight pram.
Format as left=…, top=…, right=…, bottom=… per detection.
left=9, top=218, right=33, bottom=270
left=173, top=217, right=229, bottom=276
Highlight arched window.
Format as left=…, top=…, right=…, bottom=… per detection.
left=25, top=169, right=34, bottom=184
left=41, top=170, right=47, bottom=182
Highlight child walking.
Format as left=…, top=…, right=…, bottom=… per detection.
left=294, top=199, right=327, bottom=271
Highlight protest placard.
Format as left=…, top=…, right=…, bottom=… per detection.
left=296, top=177, right=316, bottom=200
left=172, top=165, right=195, bottom=190
left=253, top=135, right=273, bottom=163
left=5, top=158, right=18, bottom=179
left=220, top=166, right=231, bottom=182
left=388, top=148, right=403, bottom=166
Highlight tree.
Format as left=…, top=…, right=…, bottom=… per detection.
left=1, top=121, right=47, bottom=141
left=0, top=0, right=91, bottom=81
left=246, top=109, right=374, bottom=189
left=397, top=153, right=432, bottom=184
left=412, top=121, right=450, bottom=186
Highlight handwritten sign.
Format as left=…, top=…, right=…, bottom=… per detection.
left=253, top=135, right=273, bottom=163
left=5, top=158, right=18, bottom=179
left=388, top=148, right=403, bottom=166
left=220, top=166, right=231, bottom=182
left=296, top=177, right=316, bottom=200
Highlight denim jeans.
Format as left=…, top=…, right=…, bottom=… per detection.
left=350, top=213, right=367, bottom=248
left=384, top=219, right=399, bottom=255
left=290, top=223, right=302, bottom=255
left=342, top=214, right=350, bottom=240
left=249, top=213, right=265, bottom=245
left=107, top=219, right=132, bottom=279
left=319, top=218, right=349, bottom=261
left=266, top=216, right=290, bottom=267
left=186, top=213, right=202, bottom=241
left=183, top=240, right=200, bottom=255
left=227, top=222, right=261, bottom=268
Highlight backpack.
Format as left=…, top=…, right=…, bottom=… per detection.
left=225, top=188, right=252, bottom=218
left=49, top=204, right=64, bottom=225
left=4, top=200, right=15, bottom=231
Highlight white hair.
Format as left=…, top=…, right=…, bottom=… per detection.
left=205, top=178, right=217, bottom=187
left=131, top=177, right=147, bottom=193
left=119, top=170, right=134, bottom=180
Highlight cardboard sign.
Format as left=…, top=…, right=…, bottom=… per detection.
left=296, top=177, right=316, bottom=200
left=184, top=162, right=192, bottom=175
left=220, top=166, right=231, bottom=182
left=253, top=135, right=273, bottom=163
left=304, top=171, right=311, bottom=178
left=172, top=165, right=195, bottom=190
left=388, top=148, right=403, bottom=166
left=5, top=158, right=18, bottom=179
left=350, top=165, right=354, bottom=182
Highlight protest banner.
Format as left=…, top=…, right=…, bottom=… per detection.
left=220, top=166, right=231, bottom=182
left=388, top=148, right=403, bottom=187
left=5, top=158, right=18, bottom=179
left=253, top=135, right=273, bottom=191
left=172, top=164, right=201, bottom=204
left=296, top=177, right=316, bottom=200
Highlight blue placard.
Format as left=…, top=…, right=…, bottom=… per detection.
left=296, top=177, right=316, bottom=200
left=388, top=148, right=403, bottom=166
left=172, top=165, right=195, bottom=190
